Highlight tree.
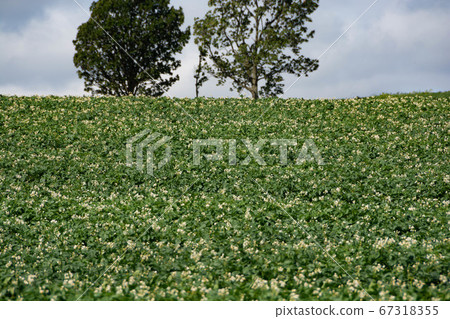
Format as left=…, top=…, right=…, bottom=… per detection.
left=193, top=0, right=319, bottom=99
left=73, top=0, right=190, bottom=96
left=194, top=47, right=209, bottom=98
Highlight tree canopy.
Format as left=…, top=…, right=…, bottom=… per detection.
left=194, top=0, right=320, bottom=99
left=73, top=0, right=190, bottom=96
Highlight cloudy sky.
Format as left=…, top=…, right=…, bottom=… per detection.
left=0, top=0, right=449, bottom=98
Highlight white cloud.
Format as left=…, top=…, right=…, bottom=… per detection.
left=283, top=0, right=450, bottom=98
left=0, top=5, right=87, bottom=95
left=1, top=0, right=449, bottom=98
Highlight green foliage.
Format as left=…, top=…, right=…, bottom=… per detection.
left=73, top=0, right=190, bottom=96
left=193, top=0, right=320, bottom=99
left=0, top=93, right=449, bottom=300
left=374, top=91, right=450, bottom=99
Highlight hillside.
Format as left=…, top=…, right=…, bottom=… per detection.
left=0, top=94, right=448, bottom=300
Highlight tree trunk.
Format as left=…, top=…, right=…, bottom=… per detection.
left=251, top=65, right=258, bottom=99
left=195, top=53, right=202, bottom=98
left=251, top=88, right=259, bottom=99
left=127, top=77, right=137, bottom=96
